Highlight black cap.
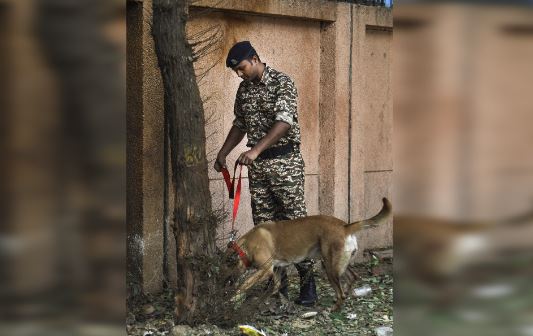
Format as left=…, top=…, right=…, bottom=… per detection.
left=226, top=41, right=256, bottom=68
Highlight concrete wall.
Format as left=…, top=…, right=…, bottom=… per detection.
left=350, top=6, right=393, bottom=253
left=127, top=0, right=392, bottom=293
left=317, top=4, right=393, bottom=255
left=127, top=0, right=166, bottom=294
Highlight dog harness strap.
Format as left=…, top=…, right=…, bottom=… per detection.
left=230, top=241, right=251, bottom=268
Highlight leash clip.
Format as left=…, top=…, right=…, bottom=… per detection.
left=229, top=230, right=238, bottom=242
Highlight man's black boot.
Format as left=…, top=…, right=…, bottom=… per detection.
left=294, top=262, right=317, bottom=306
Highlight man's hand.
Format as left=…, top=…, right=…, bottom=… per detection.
left=238, top=149, right=259, bottom=166
left=214, top=126, right=246, bottom=172
left=213, top=153, right=227, bottom=172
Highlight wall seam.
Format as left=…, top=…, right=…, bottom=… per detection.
left=348, top=4, right=354, bottom=222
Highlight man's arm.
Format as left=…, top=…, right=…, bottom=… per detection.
left=237, top=121, right=290, bottom=165
left=238, top=74, right=297, bottom=165
left=214, top=125, right=246, bottom=172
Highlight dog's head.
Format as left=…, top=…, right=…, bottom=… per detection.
left=222, top=241, right=248, bottom=287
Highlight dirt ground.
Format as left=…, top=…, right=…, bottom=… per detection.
left=127, top=258, right=393, bottom=335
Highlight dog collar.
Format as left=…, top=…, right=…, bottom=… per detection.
left=229, top=241, right=251, bottom=268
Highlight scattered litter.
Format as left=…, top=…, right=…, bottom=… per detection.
left=346, top=313, right=358, bottom=320
left=238, top=324, right=267, bottom=336
left=472, top=284, right=514, bottom=299
left=292, top=320, right=313, bottom=329
left=301, top=311, right=318, bottom=319
left=354, top=285, right=372, bottom=297
left=375, top=326, right=393, bottom=336
left=172, top=325, right=193, bottom=336
left=143, top=304, right=155, bottom=315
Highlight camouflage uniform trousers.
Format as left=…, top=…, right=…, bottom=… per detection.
left=248, top=150, right=314, bottom=275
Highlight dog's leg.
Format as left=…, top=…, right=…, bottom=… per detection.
left=231, top=266, right=274, bottom=306
left=322, top=243, right=346, bottom=311
left=325, top=270, right=344, bottom=311
left=235, top=262, right=274, bottom=296
left=341, top=265, right=360, bottom=297
left=271, top=268, right=281, bottom=294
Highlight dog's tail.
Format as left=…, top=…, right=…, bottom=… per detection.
left=345, top=198, right=392, bottom=234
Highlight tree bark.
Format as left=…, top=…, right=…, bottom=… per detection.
left=152, top=0, right=215, bottom=323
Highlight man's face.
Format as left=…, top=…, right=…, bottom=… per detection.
left=232, top=56, right=258, bottom=81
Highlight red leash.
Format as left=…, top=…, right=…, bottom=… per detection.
left=221, top=168, right=233, bottom=198
left=222, top=162, right=251, bottom=268
left=221, top=161, right=243, bottom=238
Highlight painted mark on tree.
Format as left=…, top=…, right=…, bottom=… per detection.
left=184, top=144, right=203, bottom=167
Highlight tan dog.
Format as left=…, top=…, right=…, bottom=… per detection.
left=226, top=198, right=392, bottom=311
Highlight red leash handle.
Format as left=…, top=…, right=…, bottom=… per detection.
left=221, top=161, right=243, bottom=235
left=232, top=163, right=243, bottom=227
left=221, top=168, right=233, bottom=199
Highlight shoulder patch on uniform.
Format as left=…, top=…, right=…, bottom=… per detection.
left=278, top=74, right=292, bottom=84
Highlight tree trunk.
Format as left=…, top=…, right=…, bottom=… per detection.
left=152, top=0, right=216, bottom=323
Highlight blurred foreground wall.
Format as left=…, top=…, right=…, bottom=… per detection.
left=2, top=0, right=126, bottom=329
left=393, top=3, right=533, bottom=336
left=127, top=0, right=393, bottom=294
left=394, top=4, right=533, bottom=219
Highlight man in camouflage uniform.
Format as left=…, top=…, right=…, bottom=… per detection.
left=213, top=41, right=317, bottom=306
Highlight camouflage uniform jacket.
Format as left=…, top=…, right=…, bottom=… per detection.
left=232, top=65, right=301, bottom=148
